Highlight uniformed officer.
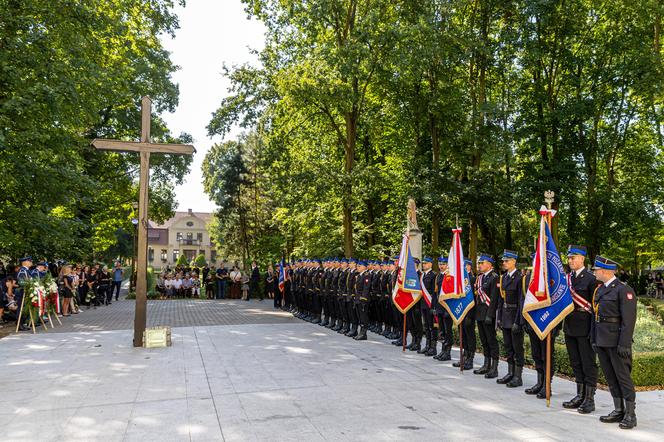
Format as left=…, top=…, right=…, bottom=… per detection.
left=453, top=259, right=476, bottom=370
left=418, top=256, right=437, bottom=356
left=380, top=261, right=392, bottom=338
left=406, top=258, right=424, bottom=351
left=433, top=256, right=453, bottom=361
left=320, top=260, right=333, bottom=327
left=591, top=256, right=637, bottom=430
left=473, top=253, right=500, bottom=378
left=354, top=260, right=371, bottom=341
left=496, top=250, right=525, bottom=388
left=333, top=259, right=349, bottom=332
left=390, top=256, right=405, bottom=345
left=15, top=256, right=34, bottom=331
left=369, top=261, right=382, bottom=334
left=563, top=245, right=599, bottom=413
left=345, top=259, right=360, bottom=338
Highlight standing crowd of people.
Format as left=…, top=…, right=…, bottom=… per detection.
left=0, top=257, right=125, bottom=330
left=273, top=245, right=638, bottom=430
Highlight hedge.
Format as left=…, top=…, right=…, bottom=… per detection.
left=639, top=297, right=664, bottom=324
left=450, top=327, right=664, bottom=388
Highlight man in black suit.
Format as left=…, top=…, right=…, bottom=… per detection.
left=473, top=254, right=500, bottom=379
left=563, top=245, right=599, bottom=413
left=592, top=256, right=638, bottom=430
left=496, top=250, right=525, bottom=388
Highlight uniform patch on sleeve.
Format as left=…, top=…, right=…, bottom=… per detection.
left=627, top=292, right=633, bottom=300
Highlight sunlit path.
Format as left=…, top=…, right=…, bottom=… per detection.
left=0, top=301, right=662, bottom=441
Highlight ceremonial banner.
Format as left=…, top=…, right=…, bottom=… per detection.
left=439, top=228, right=475, bottom=325
left=523, top=207, right=574, bottom=339
left=392, top=234, right=422, bottom=313
left=278, top=258, right=287, bottom=293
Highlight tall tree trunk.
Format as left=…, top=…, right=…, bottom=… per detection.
left=430, top=112, right=440, bottom=258
left=343, top=99, right=357, bottom=257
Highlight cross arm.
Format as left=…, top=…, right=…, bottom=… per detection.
left=91, top=139, right=195, bottom=155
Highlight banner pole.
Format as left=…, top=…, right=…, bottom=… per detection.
left=402, top=313, right=407, bottom=352
left=546, top=333, right=551, bottom=407
left=459, top=323, right=464, bottom=372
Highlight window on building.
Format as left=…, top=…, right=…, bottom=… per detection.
left=210, top=250, right=217, bottom=262
left=148, top=248, right=154, bottom=262
left=187, top=232, right=193, bottom=240
left=173, top=249, right=180, bottom=262
left=197, top=232, right=203, bottom=242
left=176, top=232, right=182, bottom=241
left=160, top=249, right=167, bottom=262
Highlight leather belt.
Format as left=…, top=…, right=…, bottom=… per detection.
left=504, top=303, right=517, bottom=309
left=598, top=316, right=620, bottom=323
left=574, top=307, right=590, bottom=313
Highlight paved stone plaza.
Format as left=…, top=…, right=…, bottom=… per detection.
left=0, top=300, right=662, bottom=441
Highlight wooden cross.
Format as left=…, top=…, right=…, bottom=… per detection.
left=92, top=96, right=195, bottom=347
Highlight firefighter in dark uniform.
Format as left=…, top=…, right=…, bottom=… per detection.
left=406, top=258, right=424, bottom=351
left=496, top=250, right=525, bottom=388
left=591, top=256, right=638, bottom=430
left=390, top=256, right=404, bottom=345
left=433, top=256, right=453, bottom=361
left=563, top=245, right=599, bottom=413
left=334, top=259, right=349, bottom=332
left=473, top=253, right=500, bottom=378
left=418, top=257, right=437, bottom=356
left=320, top=260, right=333, bottom=327
left=453, top=259, right=476, bottom=370
left=345, top=259, right=360, bottom=338
left=369, top=261, right=383, bottom=334
left=354, top=260, right=371, bottom=341
left=380, top=261, right=392, bottom=338
left=327, top=259, right=341, bottom=329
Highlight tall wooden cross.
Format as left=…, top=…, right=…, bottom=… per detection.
left=92, top=96, right=195, bottom=347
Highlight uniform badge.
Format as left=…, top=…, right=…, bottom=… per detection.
left=627, top=292, right=633, bottom=300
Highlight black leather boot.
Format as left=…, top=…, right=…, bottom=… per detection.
left=426, top=336, right=438, bottom=356
left=312, top=314, right=321, bottom=324
left=463, top=355, right=474, bottom=370
left=484, top=358, right=499, bottom=379
left=619, top=401, right=637, bottom=429
left=346, top=323, right=358, bottom=338
left=497, top=363, right=514, bottom=384
left=354, top=326, right=368, bottom=341
left=600, top=397, right=625, bottom=423
left=525, top=370, right=543, bottom=395
left=409, top=336, right=422, bottom=352
left=563, top=383, right=585, bottom=409
left=578, top=385, right=596, bottom=414
left=439, top=344, right=452, bottom=361
left=320, top=316, right=329, bottom=327
left=339, top=321, right=349, bottom=334
left=507, top=366, right=523, bottom=388
left=417, top=334, right=431, bottom=354
left=536, top=379, right=551, bottom=399
left=473, top=356, right=489, bottom=375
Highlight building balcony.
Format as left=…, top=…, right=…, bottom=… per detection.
left=177, top=238, right=202, bottom=246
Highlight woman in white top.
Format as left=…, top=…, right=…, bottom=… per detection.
left=164, top=275, right=174, bottom=298
left=230, top=266, right=242, bottom=299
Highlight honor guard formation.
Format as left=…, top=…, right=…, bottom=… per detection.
left=275, top=246, right=638, bottom=430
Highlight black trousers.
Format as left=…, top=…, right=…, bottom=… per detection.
left=527, top=328, right=555, bottom=374
left=461, top=314, right=476, bottom=358
left=437, top=311, right=453, bottom=346
left=392, top=304, right=404, bottom=331
left=358, top=301, right=369, bottom=326
left=597, top=346, right=635, bottom=402
left=565, top=334, right=598, bottom=386
left=346, top=299, right=357, bottom=325
left=408, top=304, right=423, bottom=339
left=274, top=289, right=282, bottom=308
left=477, top=319, right=499, bottom=358
left=421, top=306, right=434, bottom=337
left=502, top=327, right=525, bottom=367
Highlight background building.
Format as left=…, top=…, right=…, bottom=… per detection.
left=148, top=209, right=216, bottom=271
